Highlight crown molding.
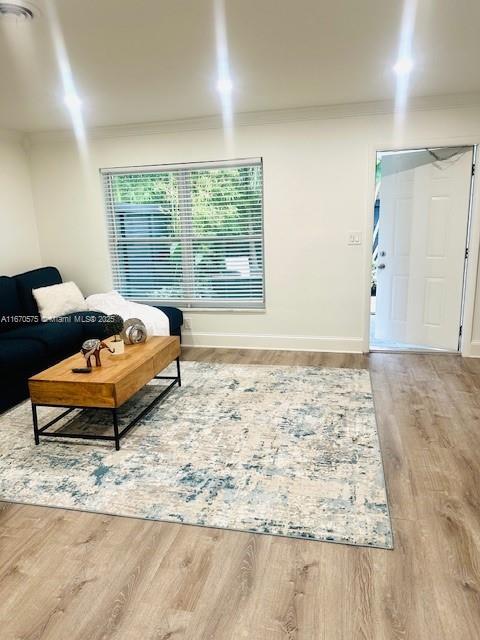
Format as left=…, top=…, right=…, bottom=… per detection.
left=25, top=92, right=480, bottom=145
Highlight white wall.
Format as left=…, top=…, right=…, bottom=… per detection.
left=0, top=132, right=41, bottom=276
left=27, top=103, right=480, bottom=352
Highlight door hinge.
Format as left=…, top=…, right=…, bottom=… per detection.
left=459, top=325, right=463, bottom=338
left=465, top=247, right=469, bottom=259
left=472, top=163, right=476, bottom=177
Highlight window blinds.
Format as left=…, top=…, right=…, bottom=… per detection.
left=101, top=158, right=264, bottom=309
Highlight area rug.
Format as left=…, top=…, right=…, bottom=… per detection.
left=0, top=362, right=393, bottom=548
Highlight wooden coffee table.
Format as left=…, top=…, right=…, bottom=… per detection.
left=28, top=336, right=181, bottom=450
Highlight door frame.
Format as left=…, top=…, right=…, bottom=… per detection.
left=363, top=139, right=479, bottom=356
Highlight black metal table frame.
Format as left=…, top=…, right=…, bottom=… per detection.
left=31, top=357, right=181, bottom=451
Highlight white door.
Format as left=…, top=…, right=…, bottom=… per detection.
left=375, top=148, right=473, bottom=351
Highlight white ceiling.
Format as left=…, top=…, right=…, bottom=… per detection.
left=0, top=0, right=479, bottom=132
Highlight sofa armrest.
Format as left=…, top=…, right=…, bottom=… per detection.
left=153, top=305, right=183, bottom=338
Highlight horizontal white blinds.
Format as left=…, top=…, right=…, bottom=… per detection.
left=102, top=159, right=264, bottom=309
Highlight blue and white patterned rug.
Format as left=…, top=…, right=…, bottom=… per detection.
left=0, top=362, right=393, bottom=548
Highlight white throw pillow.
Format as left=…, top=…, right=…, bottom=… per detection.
left=33, top=281, right=87, bottom=321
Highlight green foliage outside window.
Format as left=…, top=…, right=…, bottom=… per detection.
left=112, top=167, right=261, bottom=236
left=109, top=164, right=264, bottom=304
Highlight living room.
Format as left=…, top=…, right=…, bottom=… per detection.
left=1, top=1, right=480, bottom=638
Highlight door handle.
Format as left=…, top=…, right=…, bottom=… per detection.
left=378, top=263, right=386, bottom=269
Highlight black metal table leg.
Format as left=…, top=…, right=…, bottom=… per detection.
left=176, top=356, right=182, bottom=387
left=31, top=357, right=181, bottom=449
left=112, top=409, right=120, bottom=451
left=32, top=403, right=39, bottom=445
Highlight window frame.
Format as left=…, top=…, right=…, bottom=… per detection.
left=101, top=158, right=265, bottom=311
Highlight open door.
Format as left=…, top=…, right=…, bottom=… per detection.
left=373, top=147, right=473, bottom=351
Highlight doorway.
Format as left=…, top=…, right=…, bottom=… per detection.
left=370, top=146, right=475, bottom=352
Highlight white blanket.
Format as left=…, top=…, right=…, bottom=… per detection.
left=86, top=291, right=170, bottom=336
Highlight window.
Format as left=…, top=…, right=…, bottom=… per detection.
left=102, top=158, right=264, bottom=309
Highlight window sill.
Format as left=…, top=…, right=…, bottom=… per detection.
left=180, top=307, right=266, bottom=314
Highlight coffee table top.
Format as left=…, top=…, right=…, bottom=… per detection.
left=29, top=336, right=180, bottom=408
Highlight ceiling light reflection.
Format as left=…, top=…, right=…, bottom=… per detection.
left=393, top=0, right=418, bottom=144
left=216, top=75, right=233, bottom=95
left=44, top=0, right=90, bottom=178
left=63, top=91, right=82, bottom=110
left=214, top=0, right=234, bottom=154
left=393, top=57, right=414, bottom=76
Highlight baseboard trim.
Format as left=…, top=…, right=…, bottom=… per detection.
left=182, top=331, right=364, bottom=353
left=466, top=341, right=480, bottom=357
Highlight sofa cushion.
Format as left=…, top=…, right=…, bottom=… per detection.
left=0, top=337, right=48, bottom=381
left=0, top=379, right=32, bottom=413
left=15, top=266, right=63, bottom=317
left=0, top=276, right=23, bottom=333
left=2, top=321, right=84, bottom=359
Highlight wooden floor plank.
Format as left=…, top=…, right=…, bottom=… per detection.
left=1, top=348, right=479, bottom=639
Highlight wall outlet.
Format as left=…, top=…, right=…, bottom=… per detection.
left=348, top=232, right=362, bottom=246
left=183, top=318, right=192, bottom=330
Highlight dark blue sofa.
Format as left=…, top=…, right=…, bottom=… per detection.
left=0, top=266, right=183, bottom=413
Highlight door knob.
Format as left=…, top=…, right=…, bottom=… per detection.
left=378, top=263, right=386, bottom=269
